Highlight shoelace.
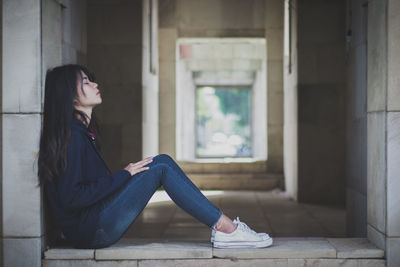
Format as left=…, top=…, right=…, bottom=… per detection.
left=234, top=217, right=257, bottom=235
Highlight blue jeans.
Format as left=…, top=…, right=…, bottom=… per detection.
left=84, top=154, right=222, bottom=249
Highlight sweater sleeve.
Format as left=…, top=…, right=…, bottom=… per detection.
left=57, top=131, right=132, bottom=210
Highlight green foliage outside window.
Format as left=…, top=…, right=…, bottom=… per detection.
left=196, top=86, right=251, bottom=157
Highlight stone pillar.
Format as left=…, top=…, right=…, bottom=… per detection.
left=265, top=0, right=284, bottom=173
left=142, top=0, right=159, bottom=158
left=1, top=0, right=42, bottom=266
left=158, top=26, right=177, bottom=157
left=283, top=0, right=298, bottom=200
left=367, top=0, right=400, bottom=266
left=345, top=0, right=368, bottom=237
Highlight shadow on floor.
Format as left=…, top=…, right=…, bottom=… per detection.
left=124, top=189, right=346, bottom=240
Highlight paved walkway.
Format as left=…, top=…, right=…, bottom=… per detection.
left=46, top=193, right=384, bottom=266
left=124, top=189, right=346, bottom=240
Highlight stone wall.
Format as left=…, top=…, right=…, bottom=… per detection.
left=61, top=0, right=87, bottom=64
left=367, top=0, right=400, bottom=265
left=297, top=0, right=346, bottom=206
left=345, top=0, right=368, bottom=237
left=2, top=0, right=43, bottom=266
left=87, top=0, right=143, bottom=171
left=159, top=0, right=284, bottom=173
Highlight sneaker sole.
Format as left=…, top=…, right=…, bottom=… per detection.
left=211, top=233, right=268, bottom=243
left=213, top=237, right=273, bottom=248
left=211, top=235, right=269, bottom=243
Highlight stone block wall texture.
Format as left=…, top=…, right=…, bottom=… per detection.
left=367, top=0, right=400, bottom=266
left=345, top=0, right=368, bottom=237
left=61, top=0, right=87, bottom=65
left=2, top=0, right=43, bottom=266
left=159, top=0, right=284, bottom=173
left=87, top=0, right=143, bottom=171
left=297, top=0, right=346, bottom=206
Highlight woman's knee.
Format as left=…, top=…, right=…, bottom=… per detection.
left=154, top=154, right=174, bottom=164
left=150, top=162, right=170, bottom=176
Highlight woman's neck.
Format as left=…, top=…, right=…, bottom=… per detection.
left=74, top=107, right=92, bottom=126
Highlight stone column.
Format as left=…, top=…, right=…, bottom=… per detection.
left=283, top=0, right=298, bottom=200
left=158, top=26, right=177, bottom=157
left=265, top=0, right=284, bottom=173
left=367, top=0, right=400, bottom=266
left=1, top=0, right=42, bottom=266
left=142, top=0, right=159, bottom=158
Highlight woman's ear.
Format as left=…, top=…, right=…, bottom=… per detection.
left=73, top=98, right=79, bottom=106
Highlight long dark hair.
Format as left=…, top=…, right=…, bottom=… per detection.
left=38, top=64, right=101, bottom=185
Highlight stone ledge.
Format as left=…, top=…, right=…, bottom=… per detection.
left=43, top=259, right=386, bottom=267
left=327, top=238, right=385, bottom=259
left=44, top=248, right=95, bottom=260
left=44, top=238, right=384, bottom=261
left=95, top=239, right=212, bottom=260
left=213, top=238, right=336, bottom=259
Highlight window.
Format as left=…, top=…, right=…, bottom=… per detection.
left=196, top=86, right=252, bottom=158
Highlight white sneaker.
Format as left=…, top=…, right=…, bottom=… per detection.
left=211, top=217, right=268, bottom=243
left=213, top=217, right=273, bottom=248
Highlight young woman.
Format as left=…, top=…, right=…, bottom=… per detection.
left=38, top=64, right=273, bottom=249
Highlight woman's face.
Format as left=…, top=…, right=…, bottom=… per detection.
left=74, top=71, right=102, bottom=109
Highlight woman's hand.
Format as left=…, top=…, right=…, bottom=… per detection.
left=124, top=156, right=154, bottom=176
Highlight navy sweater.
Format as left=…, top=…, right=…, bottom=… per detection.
left=45, top=117, right=132, bottom=247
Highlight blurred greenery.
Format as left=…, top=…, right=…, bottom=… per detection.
left=196, top=86, right=252, bottom=157
left=214, top=88, right=250, bottom=128
left=196, top=89, right=212, bottom=126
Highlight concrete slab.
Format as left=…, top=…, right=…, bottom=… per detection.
left=288, top=259, right=385, bottom=267
left=387, top=237, right=400, bottom=267
left=43, top=260, right=138, bottom=267
left=95, top=239, right=212, bottom=260
left=213, top=238, right=336, bottom=259
left=139, top=258, right=288, bottom=267
left=327, top=238, right=384, bottom=258
left=43, top=258, right=386, bottom=267
left=387, top=112, right=400, bottom=236
left=388, top=0, right=400, bottom=111
left=3, top=114, right=42, bottom=237
left=3, top=238, right=41, bottom=267
left=367, top=0, right=387, bottom=112
left=3, top=0, right=42, bottom=113
left=44, top=248, right=95, bottom=260
left=367, top=112, right=387, bottom=234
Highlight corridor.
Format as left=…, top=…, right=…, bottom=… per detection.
left=124, top=190, right=346, bottom=241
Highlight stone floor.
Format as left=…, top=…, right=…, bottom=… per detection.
left=45, top=192, right=386, bottom=266
left=123, top=189, right=346, bottom=240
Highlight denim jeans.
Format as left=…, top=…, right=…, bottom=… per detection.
left=83, top=154, right=222, bottom=249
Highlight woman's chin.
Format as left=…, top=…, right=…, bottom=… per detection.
left=93, top=101, right=102, bottom=108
